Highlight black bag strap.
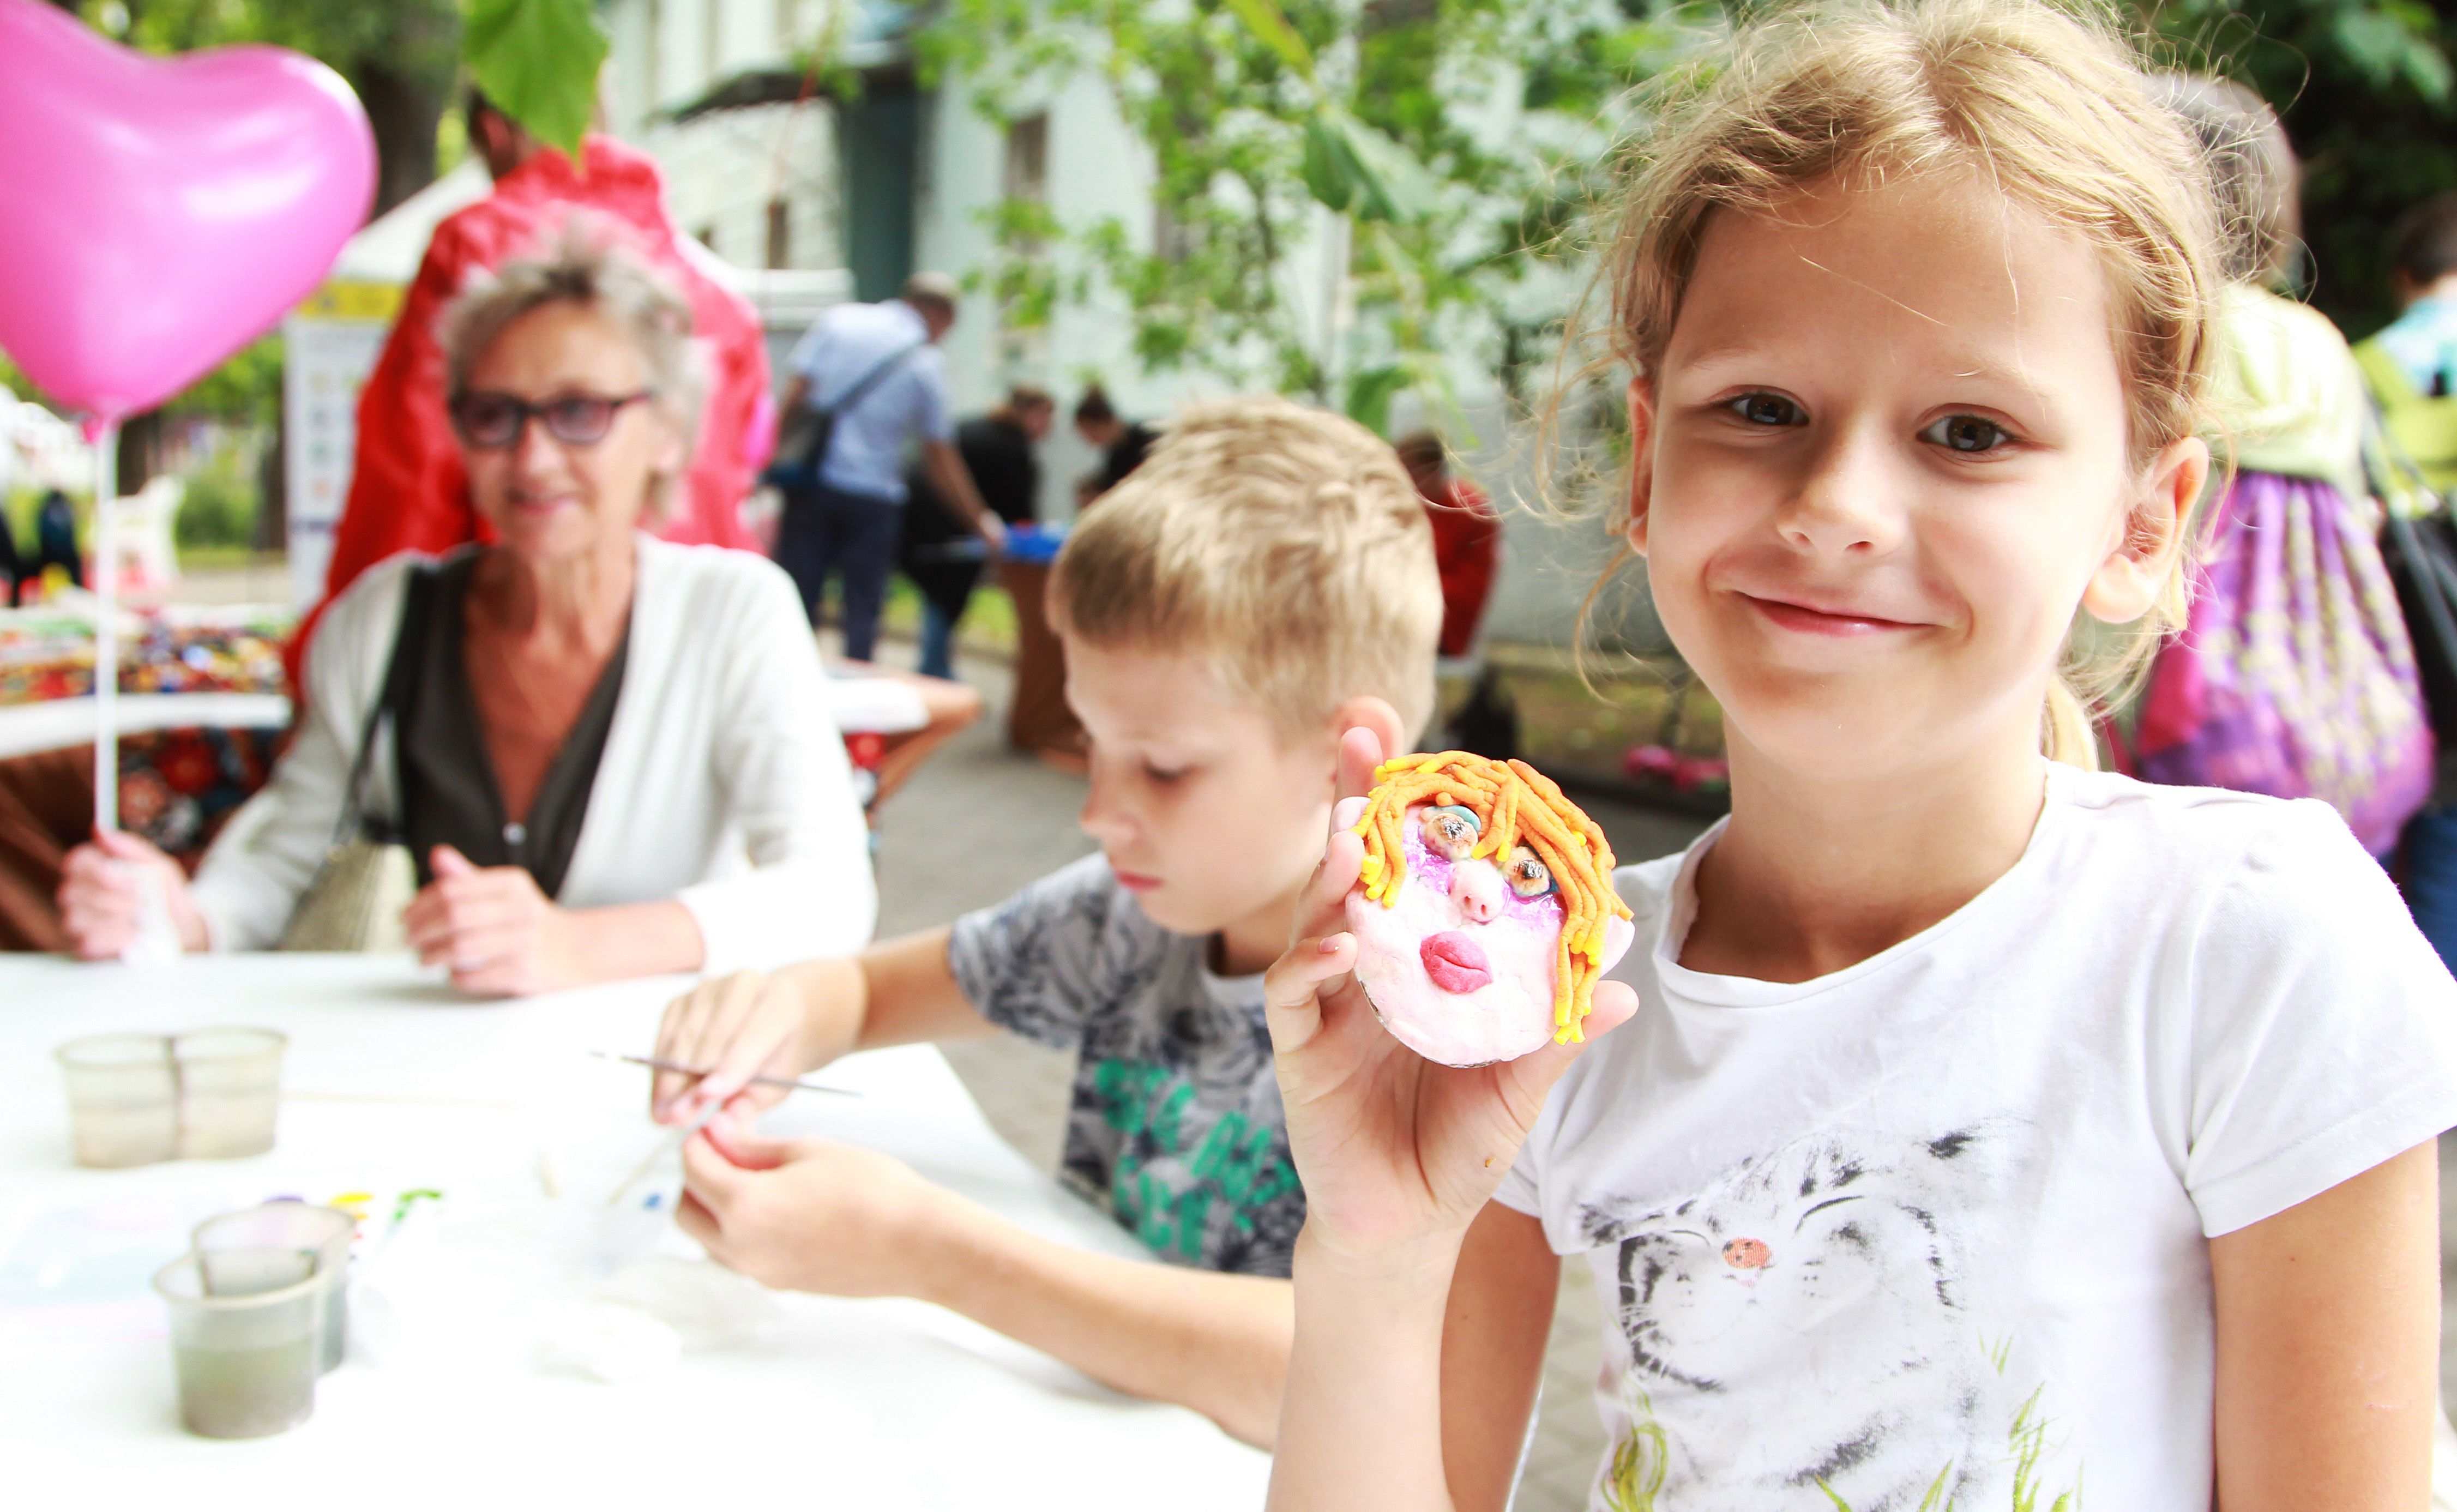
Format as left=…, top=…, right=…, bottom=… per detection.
left=816, top=339, right=925, bottom=420
left=2365, top=398, right=2457, bottom=679
left=329, top=561, right=442, bottom=847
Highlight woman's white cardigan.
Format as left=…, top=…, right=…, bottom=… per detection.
left=192, top=537, right=876, bottom=973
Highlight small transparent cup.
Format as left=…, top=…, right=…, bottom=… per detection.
left=152, top=1248, right=322, bottom=1439
left=194, top=1201, right=354, bottom=1373
left=171, top=1027, right=287, bottom=1159
left=55, top=1032, right=178, bottom=1168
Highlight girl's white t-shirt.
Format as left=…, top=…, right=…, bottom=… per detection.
left=1496, top=764, right=2457, bottom=1511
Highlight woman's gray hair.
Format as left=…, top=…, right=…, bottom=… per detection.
left=437, top=214, right=707, bottom=518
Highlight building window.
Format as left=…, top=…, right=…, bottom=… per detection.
left=1153, top=203, right=1194, bottom=264
left=1003, top=112, right=1049, bottom=208
left=766, top=198, right=791, bottom=270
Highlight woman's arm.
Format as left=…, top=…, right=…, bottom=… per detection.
left=190, top=562, right=409, bottom=949
left=676, top=559, right=878, bottom=970
left=2211, top=1139, right=2441, bottom=1511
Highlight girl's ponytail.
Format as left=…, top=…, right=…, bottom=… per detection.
left=2043, top=680, right=2101, bottom=771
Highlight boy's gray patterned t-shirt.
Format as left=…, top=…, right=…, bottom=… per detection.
left=947, top=854, right=1304, bottom=1278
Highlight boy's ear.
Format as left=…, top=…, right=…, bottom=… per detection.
left=1625, top=378, right=1658, bottom=558
left=2082, top=435, right=2206, bottom=625
left=1327, top=695, right=1408, bottom=775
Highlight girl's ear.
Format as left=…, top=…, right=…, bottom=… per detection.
left=1625, top=377, right=1659, bottom=558
left=2082, top=436, right=2206, bottom=625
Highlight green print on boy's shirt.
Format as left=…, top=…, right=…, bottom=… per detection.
left=946, top=854, right=1310, bottom=1278
left=1091, top=1059, right=1302, bottom=1266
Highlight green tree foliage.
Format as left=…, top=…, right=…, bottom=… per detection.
left=2147, top=0, right=2457, bottom=336
left=461, top=0, right=609, bottom=161
left=926, top=0, right=1717, bottom=430
left=929, top=0, right=2457, bottom=422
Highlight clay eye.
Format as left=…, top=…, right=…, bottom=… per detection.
left=1419, top=805, right=1480, bottom=860
left=1503, top=846, right=1556, bottom=899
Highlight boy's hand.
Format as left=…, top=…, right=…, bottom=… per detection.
left=650, top=968, right=843, bottom=1124
left=1262, top=727, right=1637, bottom=1267
left=677, top=1117, right=950, bottom=1299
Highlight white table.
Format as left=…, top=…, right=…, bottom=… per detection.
left=0, top=955, right=1270, bottom=1507
left=0, top=692, right=292, bottom=761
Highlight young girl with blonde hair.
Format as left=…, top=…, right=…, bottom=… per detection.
left=1261, top=2, right=2457, bottom=1507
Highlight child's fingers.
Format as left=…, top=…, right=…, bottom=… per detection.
left=1295, top=828, right=1367, bottom=941
left=1262, top=932, right=1357, bottom=1055
left=1495, top=979, right=1641, bottom=1125
left=675, top=1189, right=725, bottom=1255
left=690, top=978, right=795, bottom=1117
left=701, top=1118, right=802, bottom=1172
left=1332, top=795, right=1368, bottom=833
left=681, top=1129, right=757, bottom=1203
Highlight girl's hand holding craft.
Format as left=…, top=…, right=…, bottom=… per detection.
left=1262, top=727, right=1639, bottom=1268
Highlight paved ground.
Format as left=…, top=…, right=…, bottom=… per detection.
left=868, top=647, right=1708, bottom=1510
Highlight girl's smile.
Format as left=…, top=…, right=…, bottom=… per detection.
left=1736, top=589, right=1932, bottom=637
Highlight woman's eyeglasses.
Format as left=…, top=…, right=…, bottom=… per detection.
left=449, top=390, right=654, bottom=450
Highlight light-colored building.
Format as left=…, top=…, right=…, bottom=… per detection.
left=594, top=0, right=1634, bottom=642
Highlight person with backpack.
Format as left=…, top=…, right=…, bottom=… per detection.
left=2128, top=76, right=2433, bottom=857
left=772, top=273, right=1004, bottom=660
left=2357, top=192, right=2457, bottom=493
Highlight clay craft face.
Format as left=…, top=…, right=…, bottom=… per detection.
left=1345, top=754, right=1637, bottom=1067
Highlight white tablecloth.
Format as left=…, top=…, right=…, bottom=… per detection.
left=0, top=678, right=930, bottom=765
left=0, top=955, right=1270, bottom=1507
left=0, top=692, right=292, bottom=760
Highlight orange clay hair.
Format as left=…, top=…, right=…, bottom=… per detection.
left=1351, top=752, right=1632, bottom=1044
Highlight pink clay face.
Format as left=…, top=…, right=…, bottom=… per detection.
left=1347, top=802, right=1635, bottom=1067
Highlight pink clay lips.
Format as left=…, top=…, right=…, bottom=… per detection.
left=1420, top=931, right=1495, bottom=993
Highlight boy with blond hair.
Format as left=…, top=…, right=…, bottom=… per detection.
left=648, top=395, right=1442, bottom=1445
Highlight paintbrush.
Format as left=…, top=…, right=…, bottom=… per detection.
left=589, top=1049, right=859, bottom=1099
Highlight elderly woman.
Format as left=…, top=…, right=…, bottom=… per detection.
left=58, top=225, right=874, bottom=990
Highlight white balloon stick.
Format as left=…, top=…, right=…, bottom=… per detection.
left=91, top=418, right=118, bottom=834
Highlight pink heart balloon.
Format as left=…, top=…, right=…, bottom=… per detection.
left=0, top=0, right=375, bottom=421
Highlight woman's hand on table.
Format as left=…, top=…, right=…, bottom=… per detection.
left=402, top=845, right=583, bottom=996
left=678, top=1116, right=954, bottom=1299
left=57, top=828, right=208, bottom=957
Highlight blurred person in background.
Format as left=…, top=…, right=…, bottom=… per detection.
left=296, top=88, right=774, bottom=684
left=900, top=385, right=1052, bottom=680
left=2357, top=191, right=2457, bottom=492
left=1395, top=430, right=1498, bottom=661
left=772, top=273, right=1003, bottom=661
left=55, top=230, right=873, bottom=986
left=2130, top=76, right=2431, bottom=855
left=1073, top=386, right=1155, bottom=507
